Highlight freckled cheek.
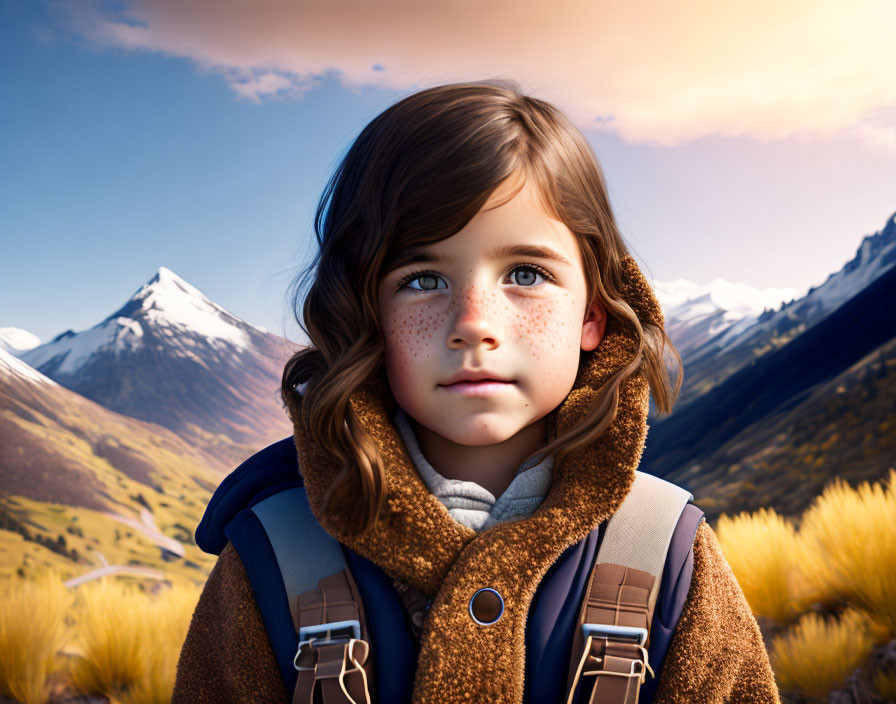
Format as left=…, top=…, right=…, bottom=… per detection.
left=511, top=297, right=582, bottom=406
left=511, top=297, right=581, bottom=360
left=382, top=307, right=445, bottom=385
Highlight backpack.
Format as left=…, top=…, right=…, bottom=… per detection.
left=196, top=437, right=705, bottom=704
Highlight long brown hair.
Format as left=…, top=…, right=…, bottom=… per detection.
left=281, top=78, right=683, bottom=536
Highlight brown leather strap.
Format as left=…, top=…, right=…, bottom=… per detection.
left=566, top=562, right=657, bottom=704
left=293, top=569, right=375, bottom=704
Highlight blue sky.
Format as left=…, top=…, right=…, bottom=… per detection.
left=2, top=0, right=894, bottom=343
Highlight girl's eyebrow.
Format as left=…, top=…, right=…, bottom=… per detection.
left=389, top=244, right=572, bottom=271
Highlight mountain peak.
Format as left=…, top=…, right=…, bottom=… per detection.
left=143, top=266, right=206, bottom=301
left=151, top=265, right=191, bottom=286
left=20, top=267, right=264, bottom=377
left=107, top=267, right=255, bottom=350
left=126, top=266, right=221, bottom=319
left=0, top=326, right=41, bottom=356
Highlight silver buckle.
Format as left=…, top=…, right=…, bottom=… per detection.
left=580, top=623, right=654, bottom=683
left=294, top=619, right=362, bottom=670
left=566, top=626, right=654, bottom=704
left=582, top=622, right=648, bottom=647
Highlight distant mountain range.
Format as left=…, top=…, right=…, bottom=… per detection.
left=17, top=266, right=296, bottom=469
left=652, top=278, right=797, bottom=359
left=643, top=211, right=896, bottom=520
left=664, top=212, right=896, bottom=407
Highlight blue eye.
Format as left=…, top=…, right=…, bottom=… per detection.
left=401, top=271, right=447, bottom=292
left=511, top=266, right=540, bottom=287
left=396, top=263, right=555, bottom=293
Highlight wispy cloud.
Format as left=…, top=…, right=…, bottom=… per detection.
left=55, top=0, right=896, bottom=149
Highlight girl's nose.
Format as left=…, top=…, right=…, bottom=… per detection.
left=446, top=286, right=504, bottom=350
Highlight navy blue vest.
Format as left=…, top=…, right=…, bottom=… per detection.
left=196, top=437, right=704, bottom=704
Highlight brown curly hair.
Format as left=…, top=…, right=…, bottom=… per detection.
left=281, top=78, right=682, bottom=537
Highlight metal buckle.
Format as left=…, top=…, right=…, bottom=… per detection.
left=294, top=619, right=362, bottom=670
left=579, top=635, right=653, bottom=682
left=566, top=631, right=654, bottom=704
left=300, top=619, right=361, bottom=645
left=582, top=622, right=648, bottom=647
left=293, top=635, right=372, bottom=704
left=578, top=623, right=655, bottom=683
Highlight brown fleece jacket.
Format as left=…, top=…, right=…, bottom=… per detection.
left=173, top=256, right=781, bottom=704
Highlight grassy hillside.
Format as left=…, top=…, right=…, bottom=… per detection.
left=0, top=360, right=241, bottom=584
left=668, top=334, right=896, bottom=521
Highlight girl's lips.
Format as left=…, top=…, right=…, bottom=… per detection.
left=439, top=380, right=516, bottom=397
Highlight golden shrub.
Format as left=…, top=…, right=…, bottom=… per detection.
left=114, top=578, right=200, bottom=704
left=69, top=577, right=149, bottom=697
left=871, top=664, right=896, bottom=702
left=715, top=507, right=801, bottom=621
left=0, top=571, right=72, bottom=704
left=69, top=576, right=201, bottom=702
left=770, top=607, right=876, bottom=700
left=798, top=469, right=896, bottom=635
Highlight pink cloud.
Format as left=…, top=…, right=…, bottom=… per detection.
left=57, top=0, right=896, bottom=150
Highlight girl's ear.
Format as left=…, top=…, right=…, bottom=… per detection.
left=581, top=299, right=607, bottom=352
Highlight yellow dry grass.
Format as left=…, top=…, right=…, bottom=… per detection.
left=0, top=570, right=72, bottom=704
left=0, top=572, right=200, bottom=704
left=715, top=507, right=803, bottom=621
left=871, top=665, right=896, bottom=701
left=798, top=468, right=896, bottom=634
left=68, top=576, right=200, bottom=703
left=717, top=469, right=896, bottom=701
left=68, top=578, right=147, bottom=696
left=717, top=470, right=896, bottom=629
left=770, top=607, right=877, bottom=701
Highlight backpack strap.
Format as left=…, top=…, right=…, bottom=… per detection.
left=251, top=487, right=347, bottom=630
left=566, top=470, right=694, bottom=704
left=251, top=487, right=376, bottom=704
left=293, top=568, right=374, bottom=704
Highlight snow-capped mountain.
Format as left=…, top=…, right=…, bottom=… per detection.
left=695, top=211, right=896, bottom=358
left=0, top=327, right=41, bottom=356
left=0, top=346, right=57, bottom=386
left=663, top=209, right=896, bottom=409
left=23, top=267, right=263, bottom=374
left=21, top=267, right=296, bottom=458
left=653, top=278, right=797, bottom=358
left=643, top=250, right=896, bottom=521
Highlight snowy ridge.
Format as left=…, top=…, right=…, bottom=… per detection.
left=21, top=266, right=260, bottom=376
left=122, top=266, right=254, bottom=349
left=806, top=213, right=896, bottom=312
left=713, top=211, right=896, bottom=350
left=0, top=327, right=41, bottom=356
left=652, top=276, right=796, bottom=355
left=655, top=277, right=796, bottom=330
left=0, top=346, right=58, bottom=386
left=22, top=317, right=146, bottom=375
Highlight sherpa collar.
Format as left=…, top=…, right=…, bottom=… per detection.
left=288, top=255, right=664, bottom=703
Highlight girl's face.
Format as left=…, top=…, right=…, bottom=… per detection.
left=378, top=174, right=606, bottom=449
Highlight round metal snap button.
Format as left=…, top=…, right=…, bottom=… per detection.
left=469, top=587, right=504, bottom=625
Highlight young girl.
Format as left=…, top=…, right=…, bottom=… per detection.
left=173, top=79, right=780, bottom=703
